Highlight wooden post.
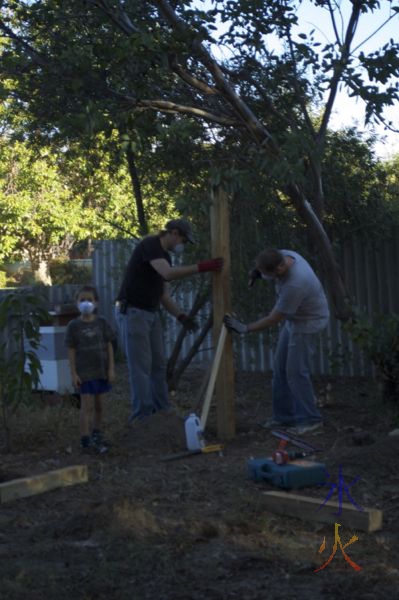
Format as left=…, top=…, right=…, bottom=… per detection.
left=210, top=184, right=235, bottom=440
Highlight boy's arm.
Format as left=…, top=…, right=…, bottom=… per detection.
left=67, top=347, right=81, bottom=387
left=107, top=342, right=115, bottom=383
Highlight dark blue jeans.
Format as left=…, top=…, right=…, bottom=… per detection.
left=115, top=306, right=170, bottom=419
left=272, top=321, right=323, bottom=426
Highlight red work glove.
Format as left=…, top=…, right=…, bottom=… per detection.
left=177, top=314, right=199, bottom=332
left=197, top=257, right=224, bottom=273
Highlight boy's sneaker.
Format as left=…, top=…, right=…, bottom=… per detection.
left=91, top=431, right=110, bottom=448
left=288, top=422, right=324, bottom=435
left=81, top=441, right=108, bottom=455
left=80, top=443, right=97, bottom=455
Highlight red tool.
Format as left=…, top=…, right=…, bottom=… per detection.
left=271, top=430, right=319, bottom=465
left=272, top=439, right=289, bottom=465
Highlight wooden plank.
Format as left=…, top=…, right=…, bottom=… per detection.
left=210, top=184, right=235, bottom=440
left=0, top=465, right=89, bottom=503
left=200, top=324, right=227, bottom=430
left=261, top=490, right=383, bottom=532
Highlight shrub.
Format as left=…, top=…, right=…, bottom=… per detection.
left=0, top=270, right=7, bottom=288
left=345, top=314, right=399, bottom=402
left=0, top=290, right=49, bottom=452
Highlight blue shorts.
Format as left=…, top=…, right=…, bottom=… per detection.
left=79, top=379, right=112, bottom=395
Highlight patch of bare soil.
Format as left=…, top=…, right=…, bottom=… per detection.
left=1, top=363, right=399, bottom=600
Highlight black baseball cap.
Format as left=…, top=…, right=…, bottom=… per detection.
left=165, top=218, right=195, bottom=243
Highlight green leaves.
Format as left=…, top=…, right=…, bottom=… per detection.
left=0, top=289, right=50, bottom=450
left=344, top=312, right=399, bottom=401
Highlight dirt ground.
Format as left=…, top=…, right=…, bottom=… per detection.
left=1, top=362, right=399, bottom=600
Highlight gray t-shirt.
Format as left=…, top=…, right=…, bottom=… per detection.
left=65, top=316, right=115, bottom=383
left=273, top=250, right=329, bottom=333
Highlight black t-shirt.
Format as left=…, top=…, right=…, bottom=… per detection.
left=65, top=317, right=115, bottom=383
left=117, top=235, right=171, bottom=310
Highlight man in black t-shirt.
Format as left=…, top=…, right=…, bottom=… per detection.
left=115, top=218, right=223, bottom=422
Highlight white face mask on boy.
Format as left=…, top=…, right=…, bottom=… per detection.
left=78, top=300, right=95, bottom=315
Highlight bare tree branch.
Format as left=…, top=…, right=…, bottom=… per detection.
left=152, top=0, right=278, bottom=148
left=317, top=2, right=362, bottom=147
left=0, top=20, right=47, bottom=67
left=86, top=0, right=140, bottom=35
left=137, top=99, right=238, bottom=126
left=170, top=56, right=219, bottom=95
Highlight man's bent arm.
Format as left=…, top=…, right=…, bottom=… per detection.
left=160, top=285, right=182, bottom=317
left=247, top=310, right=285, bottom=332
left=150, top=258, right=198, bottom=281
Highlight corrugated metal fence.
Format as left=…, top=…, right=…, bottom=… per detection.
left=91, top=231, right=399, bottom=377
left=2, top=230, right=398, bottom=377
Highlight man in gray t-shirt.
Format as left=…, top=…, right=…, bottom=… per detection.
left=224, top=248, right=329, bottom=435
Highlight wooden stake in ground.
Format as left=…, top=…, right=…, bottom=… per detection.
left=210, top=184, right=235, bottom=440
left=0, top=465, right=88, bottom=503
left=200, top=324, right=227, bottom=430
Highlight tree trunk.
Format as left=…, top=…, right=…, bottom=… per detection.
left=286, top=183, right=351, bottom=320
left=125, top=145, right=148, bottom=236
left=31, top=260, right=52, bottom=285
left=167, top=288, right=211, bottom=388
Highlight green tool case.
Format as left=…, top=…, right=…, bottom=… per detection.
left=248, top=457, right=327, bottom=490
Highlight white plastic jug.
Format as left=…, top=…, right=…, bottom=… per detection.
left=184, top=413, right=205, bottom=451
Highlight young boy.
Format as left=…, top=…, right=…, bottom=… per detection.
left=65, top=285, right=115, bottom=453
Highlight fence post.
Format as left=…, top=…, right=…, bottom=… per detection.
left=210, top=184, right=235, bottom=440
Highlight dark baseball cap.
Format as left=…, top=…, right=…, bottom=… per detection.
left=165, top=218, right=195, bottom=243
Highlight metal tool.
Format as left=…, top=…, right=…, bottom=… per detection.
left=161, top=443, right=224, bottom=462
left=271, top=429, right=322, bottom=455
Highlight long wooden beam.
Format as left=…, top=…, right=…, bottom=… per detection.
left=0, top=465, right=89, bottom=503
left=210, top=184, right=235, bottom=440
left=262, top=490, right=383, bottom=532
left=200, top=324, right=227, bottom=430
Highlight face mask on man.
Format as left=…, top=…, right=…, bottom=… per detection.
left=261, top=273, right=275, bottom=281
left=172, top=243, right=185, bottom=254
left=78, top=300, right=96, bottom=315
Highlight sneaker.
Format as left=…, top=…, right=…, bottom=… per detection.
left=81, top=442, right=108, bottom=455
left=259, top=418, right=293, bottom=429
left=288, top=422, right=324, bottom=435
left=80, top=444, right=97, bottom=455
left=91, top=431, right=110, bottom=448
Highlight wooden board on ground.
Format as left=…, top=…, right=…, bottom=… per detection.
left=262, top=490, right=383, bottom=532
left=0, top=465, right=89, bottom=503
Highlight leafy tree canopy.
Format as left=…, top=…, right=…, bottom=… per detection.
left=1, top=0, right=399, bottom=315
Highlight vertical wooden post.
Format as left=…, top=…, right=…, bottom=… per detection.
left=210, top=184, right=235, bottom=440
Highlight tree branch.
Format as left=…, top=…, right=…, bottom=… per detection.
left=170, top=56, right=219, bottom=95
left=137, top=99, right=238, bottom=126
left=152, top=0, right=278, bottom=148
left=86, top=0, right=139, bottom=35
left=286, top=31, right=317, bottom=140
left=317, top=2, right=362, bottom=147
left=0, top=20, right=47, bottom=67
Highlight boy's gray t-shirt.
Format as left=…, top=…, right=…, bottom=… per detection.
left=65, top=316, right=115, bottom=383
left=273, top=250, right=329, bottom=333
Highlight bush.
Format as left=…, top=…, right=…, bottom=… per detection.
left=345, top=313, right=399, bottom=402
left=0, top=270, right=7, bottom=288
left=49, top=258, right=92, bottom=284
left=0, top=290, right=49, bottom=451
